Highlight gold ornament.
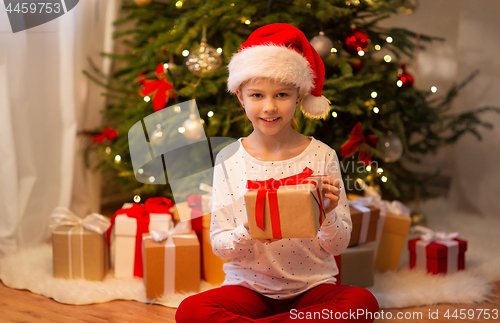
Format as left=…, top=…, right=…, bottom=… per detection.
left=186, top=37, right=222, bottom=76
left=134, top=0, right=152, bottom=7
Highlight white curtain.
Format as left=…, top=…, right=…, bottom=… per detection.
left=0, top=0, right=120, bottom=255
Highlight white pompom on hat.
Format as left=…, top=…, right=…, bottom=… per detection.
left=227, top=23, right=330, bottom=119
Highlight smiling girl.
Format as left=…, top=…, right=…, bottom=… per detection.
left=176, top=23, right=379, bottom=323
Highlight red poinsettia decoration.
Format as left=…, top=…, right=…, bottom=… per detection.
left=139, top=63, right=175, bottom=111
left=92, top=126, right=118, bottom=143
left=340, top=122, right=377, bottom=165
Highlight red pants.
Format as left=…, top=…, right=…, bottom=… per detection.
left=176, top=284, right=379, bottom=322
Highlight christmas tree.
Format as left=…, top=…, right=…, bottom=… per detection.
left=84, top=0, right=498, bottom=204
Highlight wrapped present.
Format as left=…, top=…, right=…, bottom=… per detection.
left=244, top=167, right=325, bottom=240
left=50, top=207, right=111, bottom=281
left=374, top=212, right=411, bottom=272
left=202, top=214, right=230, bottom=285
left=142, top=222, right=200, bottom=298
left=187, top=183, right=213, bottom=214
left=408, top=226, right=467, bottom=275
left=107, top=197, right=173, bottom=278
left=348, top=199, right=380, bottom=247
left=333, top=245, right=374, bottom=288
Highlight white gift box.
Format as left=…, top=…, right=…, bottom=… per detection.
left=111, top=203, right=172, bottom=278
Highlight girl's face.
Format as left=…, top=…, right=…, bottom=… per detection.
left=236, top=78, right=300, bottom=137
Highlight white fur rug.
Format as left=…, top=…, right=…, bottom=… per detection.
left=0, top=198, right=498, bottom=309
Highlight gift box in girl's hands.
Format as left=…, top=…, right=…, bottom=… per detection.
left=244, top=167, right=325, bottom=240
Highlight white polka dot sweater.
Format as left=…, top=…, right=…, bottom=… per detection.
left=210, top=137, right=352, bottom=299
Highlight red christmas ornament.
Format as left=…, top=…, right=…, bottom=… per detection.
left=397, top=64, right=414, bottom=88
left=92, top=126, right=118, bottom=143
left=139, top=63, right=175, bottom=111
left=349, top=57, right=363, bottom=72
left=343, top=28, right=370, bottom=55
left=341, top=122, right=377, bottom=166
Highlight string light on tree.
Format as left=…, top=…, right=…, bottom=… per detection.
left=346, top=0, right=360, bottom=5
left=138, top=168, right=144, bottom=174
left=182, top=113, right=205, bottom=140
left=381, top=176, right=388, bottom=182
left=331, top=111, right=338, bottom=118
left=134, top=195, right=141, bottom=203
left=182, top=50, right=189, bottom=57
left=371, top=91, right=377, bottom=98
left=207, top=111, right=214, bottom=117
left=431, top=86, right=437, bottom=93
left=373, top=107, right=379, bottom=113
left=310, top=31, right=334, bottom=59
left=105, top=147, right=111, bottom=154
left=377, top=132, right=404, bottom=162
left=384, top=55, right=392, bottom=63
left=374, top=45, right=381, bottom=50
left=149, top=176, right=155, bottom=183
left=386, top=36, right=393, bottom=43
left=175, top=1, right=183, bottom=8
left=114, top=155, right=121, bottom=163
left=144, top=96, right=151, bottom=102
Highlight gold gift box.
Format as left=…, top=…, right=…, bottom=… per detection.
left=52, top=226, right=109, bottom=281
left=142, top=231, right=200, bottom=299
left=348, top=205, right=380, bottom=247
left=245, top=177, right=325, bottom=240
left=374, top=213, right=411, bottom=272
left=202, top=214, right=230, bottom=285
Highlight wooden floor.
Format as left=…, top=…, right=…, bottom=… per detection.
left=1, top=280, right=499, bottom=322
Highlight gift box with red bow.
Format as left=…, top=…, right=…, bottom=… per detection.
left=244, top=167, right=326, bottom=240
left=107, top=197, right=173, bottom=278
left=142, top=222, right=200, bottom=299
left=408, top=226, right=467, bottom=275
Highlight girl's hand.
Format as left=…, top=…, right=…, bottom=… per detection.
left=243, top=220, right=273, bottom=244
left=321, top=175, right=341, bottom=214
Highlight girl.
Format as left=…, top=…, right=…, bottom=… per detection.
left=176, top=23, right=378, bottom=322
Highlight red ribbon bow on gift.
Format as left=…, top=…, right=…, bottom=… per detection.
left=139, top=63, right=175, bottom=112
left=106, top=197, right=173, bottom=277
left=92, top=126, right=118, bottom=143
left=246, top=167, right=325, bottom=239
left=340, top=122, right=377, bottom=166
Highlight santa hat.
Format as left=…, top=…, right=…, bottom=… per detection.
left=227, top=23, right=330, bottom=119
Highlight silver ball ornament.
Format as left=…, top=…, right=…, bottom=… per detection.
left=310, top=32, right=333, bottom=59
left=182, top=114, right=205, bottom=140
left=377, top=132, right=403, bottom=163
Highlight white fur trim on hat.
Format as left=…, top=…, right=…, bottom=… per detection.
left=227, top=45, right=314, bottom=95
left=300, top=93, right=331, bottom=119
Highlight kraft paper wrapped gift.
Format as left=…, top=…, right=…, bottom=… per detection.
left=333, top=245, right=374, bottom=288
left=50, top=207, right=111, bottom=281
left=408, top=226, right=467, bottom=275
left=348, top=204, right=380, bottom=247
left=374, top=213, right=411, bottom=272
left=202, top=214, right=230, bottom=285
left=108, top=198, right=173, bottom=278
left=142, top=227, right=200, bottom=299
left=244, top=167, right=325, bottom=240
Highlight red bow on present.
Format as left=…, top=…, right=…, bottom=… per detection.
left=340, top=122, right=377, bottom=166
left=246, top=167, right=325, bottom=239
left=106, top=197, right=173, bottom=277
left=92, top=126, right=118, bottom=143
left=139, top=63, right=175, bottom=112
